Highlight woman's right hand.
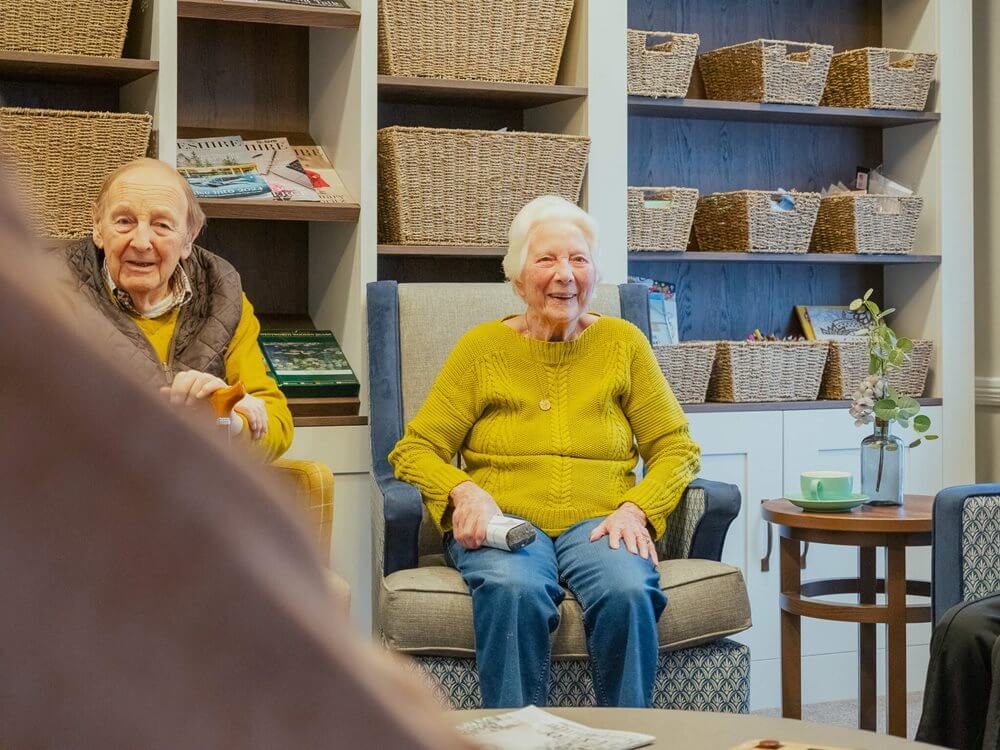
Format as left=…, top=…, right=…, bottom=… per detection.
left=449, top=481, right=501, bottom=550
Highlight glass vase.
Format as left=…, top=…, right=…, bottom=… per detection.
left=860, top=420, right=905, bottom=506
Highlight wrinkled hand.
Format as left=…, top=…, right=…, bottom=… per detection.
left=234, top=393, right=268, bottom=441
left=160, top=369, right=228, bottom=407
left=589, top=501, right=659, bottom=564
left=449, top=481, right=501, bottom=550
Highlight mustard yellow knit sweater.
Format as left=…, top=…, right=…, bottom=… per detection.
left=388, top=315, right=701, bottom=538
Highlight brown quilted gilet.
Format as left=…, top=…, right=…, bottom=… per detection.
left=62, top=239, right=244, bottom=386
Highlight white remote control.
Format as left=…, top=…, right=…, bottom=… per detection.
left=483, top=514, right=536, bottom=552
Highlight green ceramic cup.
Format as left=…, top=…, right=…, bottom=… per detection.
left=800, top=470, right=854, bottom=500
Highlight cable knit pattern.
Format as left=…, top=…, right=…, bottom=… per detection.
left=388, top=315, right=701, bottom=538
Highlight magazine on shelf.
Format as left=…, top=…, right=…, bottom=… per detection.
left=292, top=144, right=354, bottom=204
left=176, top=136, right=272, bottom=200
left=258, top=329, right=360, bottom=398
left=629, top=276, right=679, bottom=346
left=456, top=706, right=655, bottom=750
left=244, top=137, right=321, bottom=202
left=795, top=305, right=867, bottom=342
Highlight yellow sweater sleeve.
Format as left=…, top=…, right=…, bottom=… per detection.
left=388, top=335, right=479, bottom=530
left=224, top=295, right=294, bottom=462
left=619, top=333, right=702, bottom=538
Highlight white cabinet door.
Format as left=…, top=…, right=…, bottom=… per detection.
left=687, top=410, right=783, bottom=661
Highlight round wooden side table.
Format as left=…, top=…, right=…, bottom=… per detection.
left=761, top=495, right=933, bottom=739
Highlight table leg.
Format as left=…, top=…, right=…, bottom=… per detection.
left=780, top=534, right=802, bottom=720
left=886, top=542, right=908, bottom=737
left=858, top=546, right=877, bottom=731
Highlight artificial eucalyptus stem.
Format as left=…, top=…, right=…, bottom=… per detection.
left=874, top=418, right=887, bottom=492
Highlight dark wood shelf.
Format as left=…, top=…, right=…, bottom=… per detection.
left=177, top=126, right=314, bottom=144
left=0, top=50, right=159, bottom=84
left=627, top=96, right=941, bottom=128
left=378, top=244, right=506, bottom=258
left=628, top=251, right=942, bottom=265
left=684, top=398, right=942, bottom=414
left=288, top=396, right=365, bottom=427
left=178, top=0, right=360, bottom=28
left=378, top=75, right=587, bottom=107
left=199, top=199, right=359, bottom=222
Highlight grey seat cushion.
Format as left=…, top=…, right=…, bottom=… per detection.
left=380, top=557, right=751, bottom=658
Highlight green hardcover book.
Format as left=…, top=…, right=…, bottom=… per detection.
left=258, top=330, right=360, bottom=398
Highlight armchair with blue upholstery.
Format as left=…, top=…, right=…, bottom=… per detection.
left=367, top=281, right=752, bottom=710
left=932, top=484, right=1000, bottom=625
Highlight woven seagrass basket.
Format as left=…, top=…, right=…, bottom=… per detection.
left=627, top=30, right=700, bottom=98
left=378, top=126, right=590, bottom=246
left=811, top=194, right=923, bottom=255
left=820, top=339, right=933, bottom=400
left=653, top=341, right=717, bottom=404
left=708, top=341, right=830, bottom=403
left=693, top=190, right=821, bottom=254
left=627, top=187, right=699, bottom=251
left=0, top=0, right=133, bottom=57
left=698, top=39, right=833, bottom=105
left=822, top=48, right=937, bottom=111
left=0, top=107, right=152, bottom=240
left=378, top=0, right=574, bottom=85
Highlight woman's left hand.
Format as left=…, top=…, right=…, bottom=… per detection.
left=233, top=394, right=268, bottom=441
left=589, top=501, right=659, bottom=564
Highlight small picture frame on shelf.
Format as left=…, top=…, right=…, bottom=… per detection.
left=795, top=304, right=868, bottom=342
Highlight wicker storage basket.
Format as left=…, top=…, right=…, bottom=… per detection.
left=811, top=194, right=924, bottom=255
left=653, top=341, right=717, bottom=404
left=378, top=126, right=590, bottom=246
left=628, top=187, right=699, bottom=251
left=378, top=0, right=574, bottom=85
left=708, top=340, right=830, bottom=403
left=693, top=190, right=821, bottom=254
left=820, top=339, right=933, bottom=399
left=627, top=30, right=700, bottom=98
left=822, top=48, right=937, bottom=111
left=0, top=107, right=152, bottom=240
left=698, top=39, right=833, bottom=105
left=0, top=0, right=133, bottom=58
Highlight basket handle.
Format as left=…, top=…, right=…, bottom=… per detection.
left=874, top=196, right=902, bottom=215
left=764, top=41, right=817, bottom=62
left=885, top=50, right=917, bottom=70
left=641, top=188, right=674, bottom=209
left=768, top=192, right=797, bottom=212
left=644, top=32, right=678, bottom=55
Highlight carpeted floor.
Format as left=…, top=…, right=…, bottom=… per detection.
left=754, top=692, right=924, bottom=739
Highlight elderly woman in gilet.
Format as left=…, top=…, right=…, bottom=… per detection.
left=389, top=195, right=701, bottom=708
left=63, top=158, right=292, bottom=460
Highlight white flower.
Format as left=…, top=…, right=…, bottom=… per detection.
left=850, top=375, right=888, bottom=426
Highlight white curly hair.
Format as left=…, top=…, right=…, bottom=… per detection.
left=502, top=195, right=600, bottom=283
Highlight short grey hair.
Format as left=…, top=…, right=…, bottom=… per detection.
left=502, top=195, right=599, bottom=282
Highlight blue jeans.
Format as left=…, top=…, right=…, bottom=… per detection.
left=444, top=516, right=667, bottom=708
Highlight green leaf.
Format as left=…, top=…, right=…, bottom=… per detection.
left=881, top=307, right=896, bottom=318
left=875, top=398, right=896, bottom=410
left=897, top=396, right=919, bottom=411
left=925, top=434, right=939, bottom=441
left=865, top=300, right=881, bottom=318
left=909, top=439, right=922, bottom=449
left=869, top=354, right=880, bottom=375
left=875, top=408, right=897, bottom=422
left=850, top=299, right=863, bottom=311
left=913, top=415, right=931, bottom=433
left=887, top=384, right=899, bottom=401
left=897, top=338, right=914, bottom=354
left=888, top=349, right=905, bottom=367
left=864, top=288, right=873, bottom=301
left=897, top=417, right=910, bottom=429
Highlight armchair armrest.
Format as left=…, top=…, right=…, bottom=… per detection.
left=270, top=458, right=333, bottom=566
left=372, top=474, right=424, bottom=578
left=933, top=484, right=1000, bottom=624
left=659, top=478, right=741, bottom=562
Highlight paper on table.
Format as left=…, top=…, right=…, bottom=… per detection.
left=457, top=706, right=656, bottom=750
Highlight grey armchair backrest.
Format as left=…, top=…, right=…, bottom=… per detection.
left=367, top=281, right=651, bottom=575
left=933, top=484, right=1000, bottom=623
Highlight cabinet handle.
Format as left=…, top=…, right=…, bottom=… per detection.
left=761, top=513, right=772, bottom=572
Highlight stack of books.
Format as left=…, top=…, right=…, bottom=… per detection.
left=258, top=329, right=360, bottom=399
left=176, top=136, right=353, bottom=203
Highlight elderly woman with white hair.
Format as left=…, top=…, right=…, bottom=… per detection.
left=388, top=195, right=700, bottom=708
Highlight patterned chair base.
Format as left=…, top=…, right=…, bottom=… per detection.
left=411, top=638, right=750, bottom=712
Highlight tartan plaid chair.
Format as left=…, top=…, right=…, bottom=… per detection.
left=366, top=281, right=752, bottom=710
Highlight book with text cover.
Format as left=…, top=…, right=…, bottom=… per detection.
left=244, top=137, right=321, bottom=202
left=258, top=330, right=360, bottom=398
left=176, top=136, right=272, bottom=200
left=292, top=144, right=355, bottom=204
